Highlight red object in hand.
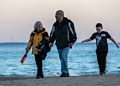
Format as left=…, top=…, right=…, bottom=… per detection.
left=20, top=54, right=27, bottom=63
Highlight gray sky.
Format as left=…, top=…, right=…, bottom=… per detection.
left=0, top=0, right=120, bottom=42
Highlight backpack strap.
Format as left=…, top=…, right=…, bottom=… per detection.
left=42, top=31, right=49, bottom=41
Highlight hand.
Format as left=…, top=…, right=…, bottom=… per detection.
left=49, top=43, right=53, bottom=47
left=25, top=49, right=28, bottom=54
left=25, top=49, right=29, bottom=56
left=116, top=44, right=119, bottom=48
left=68, top=43, right=73, bottom=48
left=24, top=53, right=27, bottom=57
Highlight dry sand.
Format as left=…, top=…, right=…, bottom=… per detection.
left=0, top=74, right=120, bottom=86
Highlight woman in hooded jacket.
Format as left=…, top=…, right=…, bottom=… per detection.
left=25, top=21, right=49, bottom=79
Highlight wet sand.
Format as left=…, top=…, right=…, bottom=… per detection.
left=0, top=74, right=120, bottom=86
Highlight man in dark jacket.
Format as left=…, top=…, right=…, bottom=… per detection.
left=49, top=10, right=77, bottom=77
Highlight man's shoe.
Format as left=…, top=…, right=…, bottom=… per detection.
left=60, top=73, right=69, bottom=77
left=36, top=75, right=44, bottom=79
left=60, top=74, right=65, bottom=77
left=65, top=73, right=69, bottom=77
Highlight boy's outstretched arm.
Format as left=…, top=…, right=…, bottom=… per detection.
left=81, top=38, right=92, bottom=43
left=110, top=37, right=119, bottom=48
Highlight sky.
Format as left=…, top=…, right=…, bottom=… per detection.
left=0, top=0, right=120, bottom=42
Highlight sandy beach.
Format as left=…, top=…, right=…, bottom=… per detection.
left=0, top=74, right=120, bottom=86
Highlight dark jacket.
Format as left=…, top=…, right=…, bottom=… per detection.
left=50, top=17, right=77, bottom=49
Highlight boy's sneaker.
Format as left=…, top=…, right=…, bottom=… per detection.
left=100, top=72, right=105, bottom=75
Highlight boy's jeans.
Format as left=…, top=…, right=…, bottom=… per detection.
left=58, top=47, right=69, bottom=74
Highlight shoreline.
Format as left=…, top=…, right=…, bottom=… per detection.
left=0, top=74, right=120, bottom=86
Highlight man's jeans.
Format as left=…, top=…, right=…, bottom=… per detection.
left=58, top=47, right=69, bottom=74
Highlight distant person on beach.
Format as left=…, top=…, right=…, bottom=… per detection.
left=81, top=23, right=119, bottom=75
left=49, top=10, right=77, bottom=77
left=25, top=21, right=50, bottom=79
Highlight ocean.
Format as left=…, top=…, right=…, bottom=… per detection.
left=0, top=43, right=120, bottom=77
